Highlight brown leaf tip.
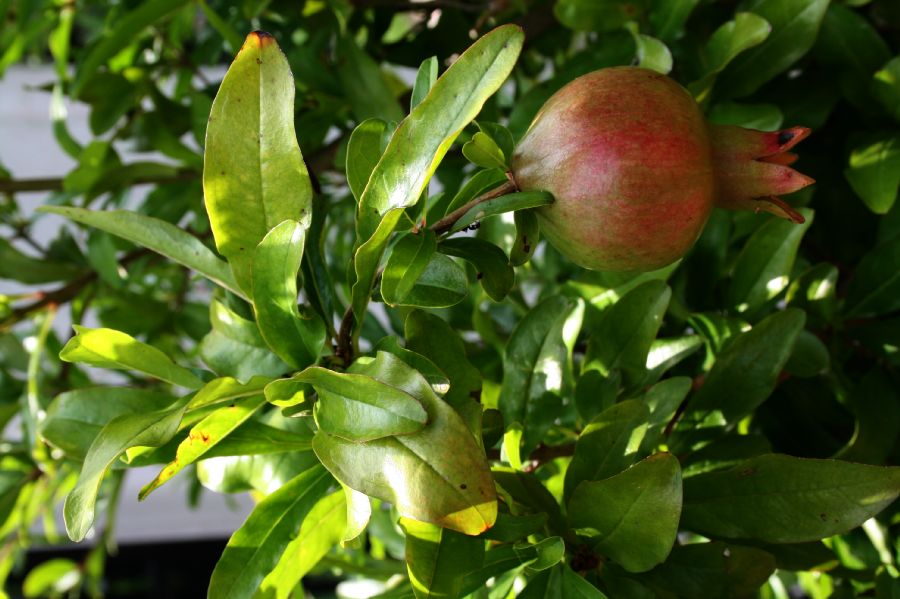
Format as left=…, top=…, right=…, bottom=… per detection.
left=250, top=30, right=275, bottom=47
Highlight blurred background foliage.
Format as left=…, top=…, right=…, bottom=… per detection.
left=1, top=0, right=900, bottom=597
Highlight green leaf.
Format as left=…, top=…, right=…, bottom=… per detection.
left=256, top=490, right=347, bottom=599
left=836, top=370, right=900, bottom=465
left=499, top=296, right=584, bottom=452
left=439, top=237, right=515, bottom=302
left=649, top=0, right=700, bottom=42
left=630, top=29, right=672, bottom=75
left=208, top=466, right=333, bottom=599
left=296, top=364, right=428, bottom=442
left=350, top=25, right=524, bottom=327
left=139, top=395, right=267, bottom=499
left=70, top=0, right=187, bottom=96
left=342, top=484, right=372, bottom=545
left=519, top=564, right=608, bottom=599
left=715, top=0, right=830, bottom=99
left=873, top=56, right=900, bottom=124
left=707, top=101, right=783, bottom=130
left=411, top=56, right=439, bottom=111
left=785, top=262, right=839, bottom=323
left=784, top=330, right=829, bottom=377
left=845, top=236, right=900, bottom=317
left=584, top=280, right=671, bottom=386
left=643, top=543, right=776, bottom=599
left=510, top=209, right=540, bottom=267
left=395, top=253, right=469, bottom=308
left=458, top=538, right=565, bottom=596
left=60, top=326, right=204, bottom=389
left=373, top=337, right=450, bottom=395
left=41, top=387, right=176, bottom=459
left=564, top=400, right=649, bottom=503
left=200, top=299, right=290, bottom=381
left=22, top=558, right=81, bottom=598
left=64, top=396, right=190, bottom=541
left=476, top=122, right=515, bottom=162
left=382, top=231, right=438, bottom=306
left=251, top=220, right=326, bottom=369
left=337, top=36, right=404, bottom=123
left=400, top=517, right=485, bottom=599
left=0, top=238, right=79, bottom=284
left=40, top=206, right=244, bottom=298
left=405, top=310, right=481, bottom=410
left=204, top=32, right=313, bottom=294
left=449, top=191, right=554, bottom=234
left=312, top=353, right=496, bottom=535
left=554, top=0, right=644, bottom=32
left=728, top=208, right=814, bottom=312
left=845, top=134, right=900, bottom=215
left=686, top=309, right=805, bottom=425
left=442, top=169, right=508, bottom=216
left=462, top=132, right=507, bottom=170
left=682, top=454, right=900, bottom=543
left=689, top=12, right=771, bottom=104
left=569, top=453, right=682, bottom=573
left=347, top=118, right=393, bottom=204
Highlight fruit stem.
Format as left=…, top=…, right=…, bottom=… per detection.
left=430, top=178, right=518, bottom=235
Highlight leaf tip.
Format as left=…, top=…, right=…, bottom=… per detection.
left=247, top=30, right=276, bottom=48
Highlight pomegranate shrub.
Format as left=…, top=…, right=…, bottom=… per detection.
left=0, top=2, right=898, bottom=598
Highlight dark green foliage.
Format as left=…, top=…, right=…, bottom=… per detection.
left=1, top=1, right=899, bottom=597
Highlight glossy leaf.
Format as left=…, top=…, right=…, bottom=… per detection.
left=554, top=0, right=644, bottom=32
left=630, top=29, right=672, bottom=75
left=208, top=466, right=333, bottom=599
left=351, top=25, right=524, bottom=326
left=682, top=454, right=900, bottom=543
left=64, top=396, right=190, bottom=541
left=139, top=395, right=267, bottom=499
left=499, top=296, right=584, bottom=452
left=584, top=280, right=671, bottom=385
left=449, top=191, right=553, bottom=234
left=649, top=0, right=700, bottom=42
left=40, top=206, right=243, bottom=298
left=564, top=400, right=649, bottom=503
left=686, top=309, right=805, bottom=425
left=411, top=56, right=438, bottom=111
left=405, top=310, right=481, bottom=410
left=312, top=353, right=496, bottom=535
left=400, top=517, right=485, bottom=599
left=689, top=12, right=771, bottom=103
left=0, top=238, right=79, bottom=284
left=394, top=253, right=468, bottom=308
left=510, top=209, right=540, bottom=267
left=40, top=387, right=176, bottom=459
left=845, top=236, right=900, bottom=317
left=201, top=299, right=289, bottom=381
left=569, top=453, right=682, bottom=573
left=439, top=237, right=515, bottom=302
left=728, top=208, right=813, bottom=312
left=60, top=326, right=204, bottom=389
left=462, top=132, right=507, bottom=170
left=347, top=118, right=393, bottom=203
left=643, top=543, right=776, bottom=599
left=22, top=558, right=81, bottom=598
left=251, top=220, right=326, bottom=369
left=845, top=134, right=900, bottom=215
left=297, top=365, right=428, bottom=442
left=716, top=0, right=830, bottom=99
left=374, top=336, right=450, bottom=394
left=519, top=564, right=608, bottom=599
left=873, top=56, right=900, bottom=124
left=382, top=231, right=438, bottom=306
left=256, top=490, right=347, bottom=599
left=204, top=32, right=313, bottom=294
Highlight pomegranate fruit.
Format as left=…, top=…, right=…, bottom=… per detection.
left=510, top=67, right=814, bottom=272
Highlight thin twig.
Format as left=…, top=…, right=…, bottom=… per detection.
left=429, top=178, right=517, bottom=235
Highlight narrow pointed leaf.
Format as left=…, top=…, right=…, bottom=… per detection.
left=60, top=326, right=204, bottom=389
left=251, top=220, right=326, bottom=369
left=204, top=31, right=313, bottom=294
left=439, top=237, right=515, bottom=302
left=39, top=206, right=244, bottom=297
left=207, top=466, right=333, bottom=599
left=347, top=118, right=393, bottom=203
left=64, top=396, right=190, bottom=541
left=140, top=395, right=267, bottom=499
left=351, top=25, right=524, bottom=326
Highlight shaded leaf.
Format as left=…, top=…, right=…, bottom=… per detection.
left=400, top=517, right=485, bottom=599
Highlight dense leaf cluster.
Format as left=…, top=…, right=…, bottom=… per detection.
left=1, top=0, right=900, bottom=597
